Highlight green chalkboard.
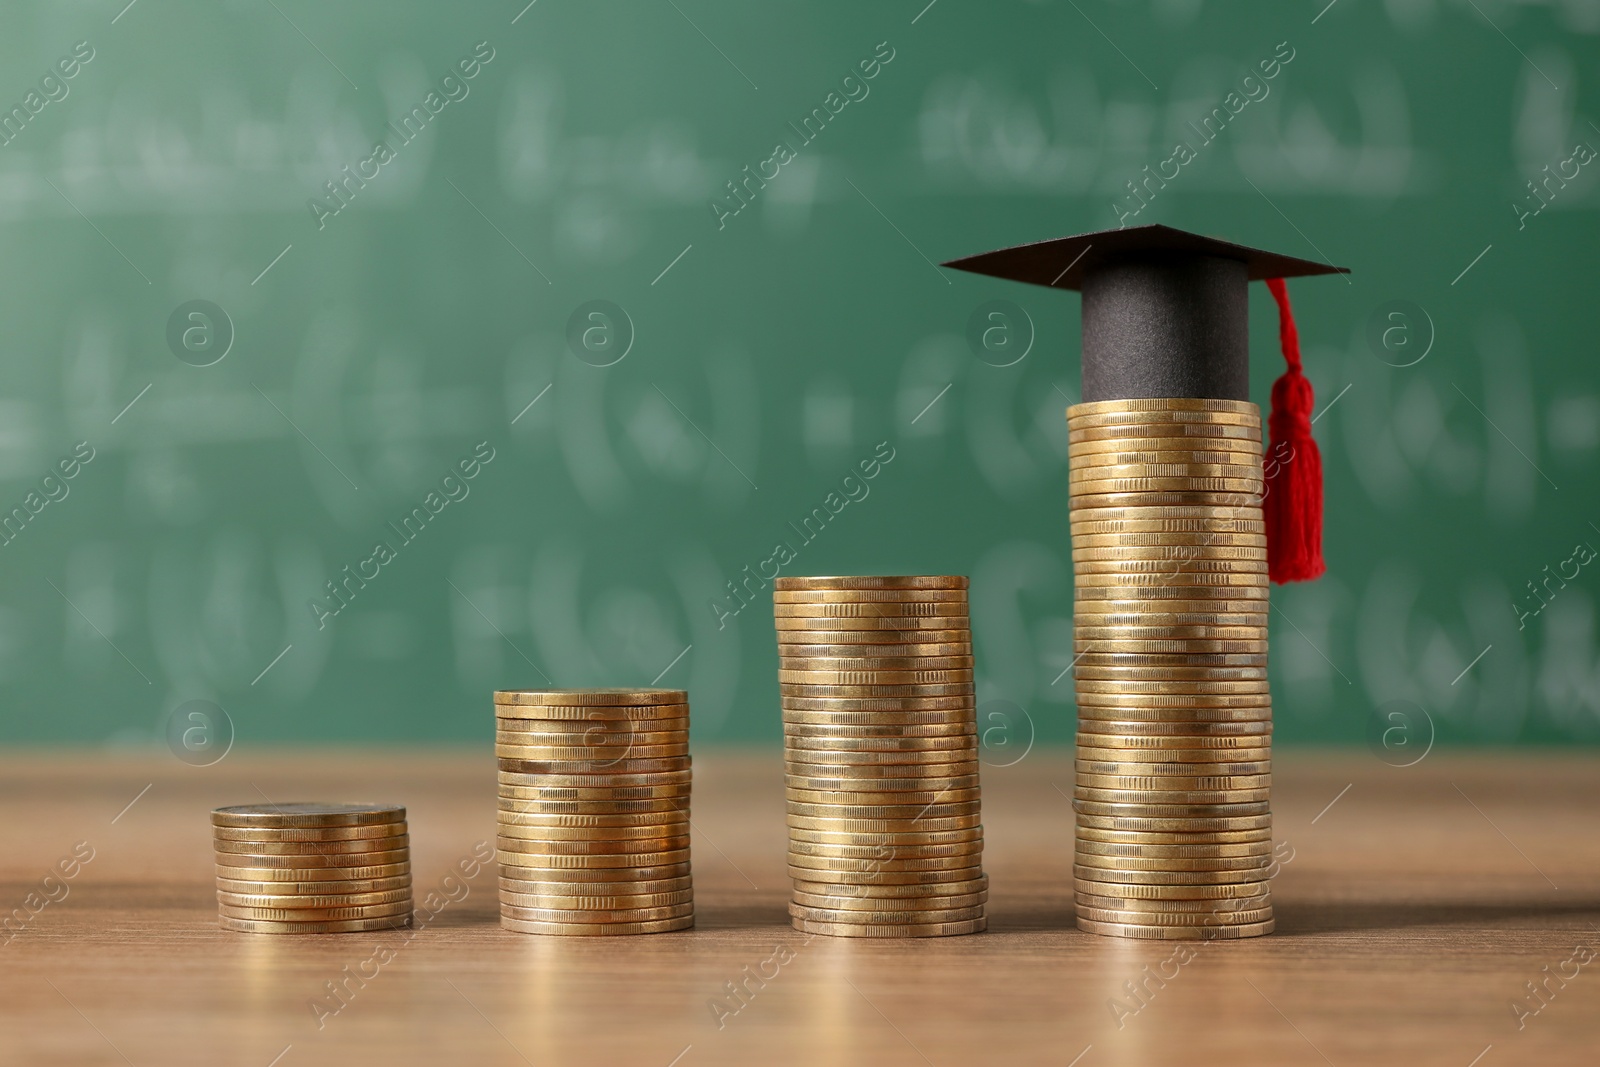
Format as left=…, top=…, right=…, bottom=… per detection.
left=1, top=1, right=1595, bottom=752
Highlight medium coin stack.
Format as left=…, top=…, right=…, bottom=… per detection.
left=495, top=688, right=694, bottom=936
left=774, top=575, right=986, bottom=938
left=212, top=803, right=413, bottom=934
left=1067, top=397, right=1274, bottom=940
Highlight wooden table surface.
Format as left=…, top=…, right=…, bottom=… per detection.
left=1, top=748, right=1595, bottom=1066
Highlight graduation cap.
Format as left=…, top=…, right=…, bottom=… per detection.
left=943, top=223, right=1349, bottom=583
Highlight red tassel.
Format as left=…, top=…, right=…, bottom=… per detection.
left=1263, top=278, right=1325, bottom=583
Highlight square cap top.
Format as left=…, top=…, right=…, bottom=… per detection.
left=940, top=223, right=1348, bottom=290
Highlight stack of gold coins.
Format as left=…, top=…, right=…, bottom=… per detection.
left=774, top=576, right=986, bottom=938
left=1067, top=398, right=1273, bottom=940
left=494, top=688, right=694, bottom=936
left=212, top=803, right=413, bottom=934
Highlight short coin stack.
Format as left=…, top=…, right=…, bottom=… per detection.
left=1067, top=398, right=1274, bottom=940
left=212, top=803, right=413, bottom=934
left=495, top=688, right=694, bottom=936
left=774, top=575, right=986, bottom=937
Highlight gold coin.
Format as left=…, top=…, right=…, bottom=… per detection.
left=772, top=601, right=968, bottom=618
left=494, top=703, right=690, bottom=721
left=1077, top=760, right=1270, bottom=779
left=1075, top=813, right=1272, bottom=835
left=1070, top=513, right=1263, bottom=531
left=496, top=863, right=691, bottom=883
left=773, top=588, right=971, bottom=603
left=1072, top=537, right=1266, bottom=554
left=776, top=629, right=972, bottom=645
left=787, top=841, right=980, bottom=862
left=786, top=801, right=980, bottom=821
left=499, top=875, right=693, bottom=897
left=790, top=916, right=985, bottom=937
left=495, top=724, right=688, bottom=743
left=215, top=875, right=412, bottom=896
left=789, top=902, right=984, bottom=924
left=1071, top=398, right=1260, bottom=416
left=788, top=825, right=982, bottom=844
left=494, top=689, right=688, bottom=706
left=1072, top=546, right=1267, bottom=563
left=500, top=888, right=694, bottom=910
left=1076, top=889, right=1269, bottom=912
left=211, top=822, right=409, bottom=842
left=1075, top=718, right=1270, bottom=737
left=1068, top=419, right=1260, bottom=439
left=1073, top=879, right=1272, bottom=901
left=784, top=751, right=977, bottom=770
left=780, top=655, right=975, bottom=671
left=1075, top=704, right=1271, bottom=720
left=790, top=864, right=985, bottom=886
left=497, top=848, right=692, bottom=870
left=1073, top=559, right=1266, bottom=576
left=1070, top=435, right=1262, bottom=457
left=1072, top=669, right=1267, bottom=685
left=786, top=733, right=976, bottom=752
left=778, top=642, right=973, bottom=659
left=1072, top=798, right=1270, bottom=818
left=1072, top=850, right=1270, bottom=873
left=774, top=576, right=968, bottom=591
left=218, top=901, right=413, bottom=922
left=1073, top=569, right=1264, bottom=586
left=786, top=790, right=982, bottom=810
left=499, top=903, right=694, bottom=924
left=1072, top=478, right=1263, bottom=498
left=1072, top=492, right=1260, bottom=510
left=788, top=814, right=982, bottom=834
left=495, top=770, right=691, bottom=787
left=1078, top=584, right=1265, bottom=603
left=1075, top=825, right=1271, bottom=845
left=1069, top=462, right=1262, bottom=481
left=1078, top=905, right=1274, bottom=927
left=1070, top=646, right=1269, bottom=663
left=1069, top=448, right=1262, bottom=466
left=792, top=890, right=987, bottom=912
left=1075, top=839, right=1271, bottom=859
left=786, top=852, right=979, bottom=873
left=783, top=709, right=975, bottom=725
left=1073, top=679, right=1269, bottom=695
left=774, top=617, right=969, bottom=632
left=211, top=803, right=405, bottom=829
left=495, top=792, right=690, bottom=812
left=219, top=915, right=412, bottom=934
left=494, top=746, right=690, bottom=764
left=497, top=821, right=688, bottom=841
left=214, top=861, right=411, bottom=882
left=499, top=915, right=693, bottom=935
left=780, top=684, right=974, bottom=700
left=497, top=836, right=691, bottom=856
left=1076, top=745, right=1270, bottom=764
left=778, top=669, right=975, bottom=687
left=1076, top=916, right=1273, bottom=940
left=785, top=772, right=980, bottom=790
left=216, top=889, right=413, bottom=909
left=496, top=804, right=688, bottom=822
left=1072, top=632, right=1267, bottom=651
left=792, top=876, right=989, bottom=899
left=1072, top=864, right=1267, bottom=886
left=214, top=848, right=409, bottom=868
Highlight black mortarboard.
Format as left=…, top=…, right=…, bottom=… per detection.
left=941, top=223, right=1348, bottom=402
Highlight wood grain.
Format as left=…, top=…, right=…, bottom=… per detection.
left=0, top=749, right=1595, bottom=1066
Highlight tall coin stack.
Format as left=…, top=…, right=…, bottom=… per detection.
left=1067, top=398, right=1274, bottom=940
left=212, top=803, right=413, bottom=934
left=774, top=576, right=986, bottom=938
left=495, top=688, right=694, bottom=936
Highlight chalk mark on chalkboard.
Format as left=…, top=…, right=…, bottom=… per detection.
left=1451, top=244, right=1492, bottom=286
left=1310, top=383, right=1351, bottom=425
left=1064, top=0, right=1157, bottom=91
left=1271, top=602, right=1351, bottom=685
left=1462, top=0, right=1558, bottom=92
left=266, top=0, right=359, bottom=91
left=665, top=0, right=759, bottom=91
left=447, top=578, right=550, bottom=682
left=251, top=244, right=293, bottom=286
left=40, top=572, right=152, bottom=684
left=42, top=177, right=151, bottom=285
left=1451, top=643, right=1493, bottom=686
left=651, top=643, right=692, bottom=685
left=251, top=644, right=294, bottom=686
left=911, top=0, right=939, bottom=24
left=1450, top=382, right=1558, bottom=491
left=1311, top=0, right=1339, bottom=25
left=511, top=0, right=539, bottom=24
left=845, top=178, right=949, bottom=284
left=511, top=382, right=553, bottom=424
left=653, top=384, right=759, bottom=489
left=651, top=244, right=693, bottom=286
left=1240, top=174, right=1347, bottom=283
left=111, top=0, right=139, bottom=24
left=110, top=383, right=152, bottom=425
left=445, top=178, right=550, bottom=283
left=911, top=382, right=952, bottom=425
left=250, top=383, right=360, bottom=491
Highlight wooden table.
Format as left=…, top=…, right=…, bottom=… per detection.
left=1, top=749, right=1595, bottom=1066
